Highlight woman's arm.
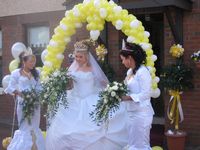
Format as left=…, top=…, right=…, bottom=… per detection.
left=121, top=95, right=132, bottom=101
left=4, top=70, right=19, bottom=95
left=66, top=78, right=74, bottom=90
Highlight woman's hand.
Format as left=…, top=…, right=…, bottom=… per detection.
left=13, top=90, right=22, bottom=97
left=66, top=78, right=74, bottom=90
left=121, top=95, right=132, bottom=101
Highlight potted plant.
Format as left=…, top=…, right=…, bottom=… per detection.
left=191, top=50, right=200, bottom=69
left=160, top=44, right=193, bottom=150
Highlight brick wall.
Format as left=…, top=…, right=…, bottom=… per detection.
left=164, top=1, right=200, bottom=147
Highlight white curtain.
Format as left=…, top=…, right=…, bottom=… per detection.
left=27, top=26, right=49, bottom=48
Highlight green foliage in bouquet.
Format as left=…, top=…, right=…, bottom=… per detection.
left=90, top=81, right=128, bottom=125
left=160, top=59, right=193, bottom=92
left=40, top=68, right=71, bottom=121
left=21, top=88, right=40, bottom=125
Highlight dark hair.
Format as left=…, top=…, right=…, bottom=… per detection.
left=18, top=52, right=25, bottom=68
left=120, top=42, right=147, bottom=74
left=23, top=55, right=39, bottom=81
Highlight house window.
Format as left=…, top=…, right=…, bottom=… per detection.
left=27, top=26, right=50, bottom=66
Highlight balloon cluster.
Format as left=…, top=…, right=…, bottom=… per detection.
left=2, top=137, right=12, bottom=149
left=41, top=0, right=160, bottom=98
left=152, top=146, right=163, bottom=150
left=2, top=42, right=27, bottom=90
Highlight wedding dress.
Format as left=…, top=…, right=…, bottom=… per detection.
left=4, top=69, right=45, bottom=150
left=46, top=69, right=128, bottom=150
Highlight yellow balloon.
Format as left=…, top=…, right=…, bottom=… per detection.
left=2, top=137, right=12, bottom=149
left=152, top=146, right=163, bottom=150
left=152, top=83, right=158, bottom=89
left=9, top=59, right=19, bottom=73
left=42, top=131, right=46, bottom=138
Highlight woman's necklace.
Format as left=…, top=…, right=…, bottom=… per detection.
left=22, top=69, right=32, bottom=79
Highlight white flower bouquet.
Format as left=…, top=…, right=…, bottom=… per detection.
left=90, top=81, right=128, bottom=125
left=40, top=68, right=71, bottom=120
left=21, top=88, right=40, bottom=125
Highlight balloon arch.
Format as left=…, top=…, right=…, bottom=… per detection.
left=40, top=0, right=160, bottom=98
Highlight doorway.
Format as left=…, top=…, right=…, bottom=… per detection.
left=137, top=13, right=164, bottom=117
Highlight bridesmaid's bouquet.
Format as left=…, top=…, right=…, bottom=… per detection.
left=21, top=88, right=40, bottom=124
left=40, top=68, right=70, bottom=120
left=90, top=81, right=128, bottom=125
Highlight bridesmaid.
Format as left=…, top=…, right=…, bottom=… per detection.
left=4, top=52, right=45, bottom=150
left=120, top=41, right=154, bottom=150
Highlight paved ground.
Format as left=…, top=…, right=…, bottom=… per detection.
left=0, top=123, right=165, bottom=150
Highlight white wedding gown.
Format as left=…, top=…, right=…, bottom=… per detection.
left=46, top=70, right=128, bottom=150
left=4, top=69, right=45, bottom=150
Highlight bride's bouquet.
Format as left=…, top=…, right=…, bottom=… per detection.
left=40, top=68, right=71, bottom=120
left=21, top=88, right=40, bottom=124
left=90, top=81, right=128, bottom=125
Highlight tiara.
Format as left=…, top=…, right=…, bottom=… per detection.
left=74, top=41, right=89, bottom=52
left=23, top=47, right=33, bottom=57
left=121, top=39, right=133, bottom=52
left=74, top=39, right=95, bottom=52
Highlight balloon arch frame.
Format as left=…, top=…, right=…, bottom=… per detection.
left=41, top=0, right=160, bottom=98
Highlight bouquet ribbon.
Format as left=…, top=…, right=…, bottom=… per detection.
left=167, top=90, right=184, bottom=130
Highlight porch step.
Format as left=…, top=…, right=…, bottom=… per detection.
left=150, top=124, right=165, bottom=146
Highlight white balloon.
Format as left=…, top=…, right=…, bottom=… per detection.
left=60, top=23, right=68, bottom=31
left=65, top=11, right=70, bottom=17
left=140, top=42, right=151, bottom=50
left=49, top=40, right=58, bottom=47
left=151, top=55, right=158, bottom=61
left=64, top=37, right=71, bottom=43
left=144, top=31, right=150, bottom=38
left=94, top=0, right=100, bottom=7
left=109, top=0, right=115, bottom=5
left=11, top=42, right=27, bottom=59
left=151, top=88, right=161, bottom=98
left=154, top=76, right=160, bottom=83
left=75, top=23, right=82, bottom=28
left=41, top=49, right=48, bottom=64
left=113, top=6, right=122, bottom=14
left=100, top=8, right=107, bottom=18
left=73, top=7, right=80, bottom=17
left=2, top=75, right=11, bottom=89
left=44, top=61, right=53, bottom=67
left=83, top=0, right=91, bottom=4
left=115, top=20, right=123, bottom=30
left=127, top=36, right=136, bottom=43
left=130, top=20, right=140, bottom=28
left=56, top=53, right=64, bottom=60
left=90, top=30, right=100, bottom=41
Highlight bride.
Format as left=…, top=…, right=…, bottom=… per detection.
left=46, top=40, right=128, bottom=150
